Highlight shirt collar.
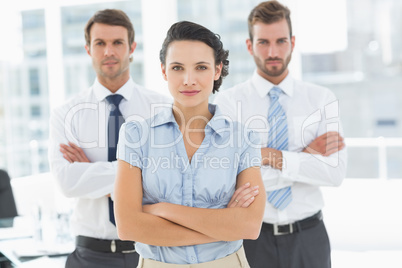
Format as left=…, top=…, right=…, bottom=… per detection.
left=93, top=77, right=135, bottom=102
left=251, top=70, right=294, bottom=98
left=151, top=104, right=227, bottom=137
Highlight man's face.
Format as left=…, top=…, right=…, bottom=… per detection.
left=85, top=23, right=136, bottom=85
left=246, top=19, right=295, bottom=84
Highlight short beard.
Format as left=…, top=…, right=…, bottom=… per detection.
left=256, top=53, right=292, bottom=78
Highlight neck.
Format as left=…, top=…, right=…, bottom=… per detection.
left=173, top=102, right=212, bottom=131
left=98, top=74, right=130, bottom=93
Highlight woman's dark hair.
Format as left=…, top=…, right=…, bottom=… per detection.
left=159, top=21, right=229, bottom=93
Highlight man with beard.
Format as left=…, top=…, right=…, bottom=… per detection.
left=48, top=9, right=170, bottom=267
left=214, top=1, right=347, bottom=267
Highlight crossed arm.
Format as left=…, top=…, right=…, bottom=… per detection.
left=59, top=143, right=260, bottom=204
left=114, top=159, right=266, bottom=247
left=262, top=131, right=345, bottom=170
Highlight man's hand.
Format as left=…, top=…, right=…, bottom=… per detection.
left=227, top=183, right=259, bottom=208
left=60, top=142, right=90, bottom=163
left=303, top=131, right=345, bottom=156
left=261, top=148, right=283, bottom=170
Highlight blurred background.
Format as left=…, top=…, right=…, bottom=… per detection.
left=0, top=0, right=401, bottom=267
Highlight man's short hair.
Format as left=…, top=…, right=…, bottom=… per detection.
left=248, top=1, right=292, bottom=41
left=84, top=9, right=135, bottom=46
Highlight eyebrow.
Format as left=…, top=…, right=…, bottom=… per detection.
left=93, top=38, right=125, bottom=43
left=257, top=37, right=289, bottom=41
left=169, top=61, right=212, bottom=65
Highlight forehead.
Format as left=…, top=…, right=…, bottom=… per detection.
left=166, top=40, right=215, bottom=62
left=252, top=19, right=290, bottom=39
left=90, top=23, right=128, bottom=41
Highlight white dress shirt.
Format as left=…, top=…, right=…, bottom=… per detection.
left=214, top=71, right=347, bottom=224
left=48, top=77, right=171, bottom=239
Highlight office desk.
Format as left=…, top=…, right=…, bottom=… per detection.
left=0, top=217, right=73, bottom=267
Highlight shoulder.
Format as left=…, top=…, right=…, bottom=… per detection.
left=120, top=119, right=151, bottom=147
left=295, top=79, right=337, bottom=100
left=51, top=88, right=94, bottom=118
left=215, top=80, right=252, bottom=102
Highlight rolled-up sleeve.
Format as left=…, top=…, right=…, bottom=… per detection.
left=237, top=129, right=262, bottom=175
left=117, top=121, right=146, bottom=170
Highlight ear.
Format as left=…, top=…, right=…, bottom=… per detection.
left=85, top=44, right=91, bottom=56
left=246, top=39, right=253, bottom=56
left=291, top=36, right=295, bottom=52
left=130, top=41, right=137, bottom=54
left=161, top=63, right=168, bottom=81
left=214, top=62, right=223, bottom=81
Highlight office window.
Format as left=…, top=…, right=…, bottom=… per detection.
left=29, top=68, right=40, bottom=96
left=30, top=105, right=41, bottom=118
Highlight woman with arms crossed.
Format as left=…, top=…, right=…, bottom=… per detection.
left=114, top=21, right=266, bottom=267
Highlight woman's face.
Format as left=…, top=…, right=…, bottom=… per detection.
left=161, top=40, right=222, bottom=110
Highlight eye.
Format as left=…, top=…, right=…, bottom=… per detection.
left=95, top=41, right=104, bottom=46
left=258, top=40, right=268, bottom=45
left=197, top=65, right=207, bottom=70
left=114, top=40, right=123, bottom=45
left=278, top=39, right=287, bottom=44
left=172, top=66, right=183, bottom=71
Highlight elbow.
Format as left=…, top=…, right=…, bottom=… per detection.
left=116, top=226, right=132, bottom=241
left=328, top=169, right=346, bottom=187
left=51, top=166, right=80, bottom=198
left=115, top=213, right=143, bottom=242
left=243, top=220, right=262, bottom=240
left=116, top=221, right=139, bottom=241
left=57, top=178, right=79, bottom=198
left=332, top=177, right=344, bottom=187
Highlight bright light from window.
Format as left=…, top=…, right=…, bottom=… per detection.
left=295, top=0, right=348, bottom=54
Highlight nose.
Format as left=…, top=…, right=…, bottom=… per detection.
left=267, top=44, right=278, bottom=58
left=104, top=43, right=115, bottom=57
left=183, top=70, right=196, bottom=86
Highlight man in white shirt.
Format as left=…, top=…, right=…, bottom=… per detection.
left=48, top=9, right=170, bottom=268
left=214, top=1, right=347, bottom=267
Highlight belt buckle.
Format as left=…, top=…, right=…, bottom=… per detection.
left=273, top=223, right=293, bottom=236
left=111, top=240, right=116, bottom=253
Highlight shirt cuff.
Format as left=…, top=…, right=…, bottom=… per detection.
left=281, top=151, right=300, bottom=180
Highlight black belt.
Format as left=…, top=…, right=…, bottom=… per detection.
left=262, top=211, right=323, bottom=236
left=76, top=235, right=136, bottom=253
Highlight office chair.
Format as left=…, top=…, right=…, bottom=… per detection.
left=0, top=169, right=18, bottom=224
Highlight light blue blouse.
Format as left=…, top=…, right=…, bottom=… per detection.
left=117, top=104, right=261, bottom=264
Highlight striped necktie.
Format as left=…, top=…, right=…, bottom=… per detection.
left=267, top=87, right=292, bottom=210
left=106, top=94, right=125, bottom=225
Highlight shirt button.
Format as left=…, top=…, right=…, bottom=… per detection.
left=191, top=256, right=196, bottom=262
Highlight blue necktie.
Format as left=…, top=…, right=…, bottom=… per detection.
left=267, top=87, right=292, bottom=210
left=106, top=94, right=125, bottom=225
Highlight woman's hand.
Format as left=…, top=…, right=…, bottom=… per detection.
left=227, top=183, right=259, bottom=208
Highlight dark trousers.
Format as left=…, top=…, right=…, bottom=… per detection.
left=65, top=246, right=139, bottom=268
left=243, top=220, right=331, bottom=268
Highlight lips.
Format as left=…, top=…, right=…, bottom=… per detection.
left=266, top=60, right=282, bottom=65
left=102, top=57, right=119, bottom=66
left=180, top=90, right=200, bottom=96
left=103, top=61, right=118, bottom=66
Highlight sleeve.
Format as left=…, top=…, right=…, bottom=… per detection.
left=280, top=90, right=347, bottom=187
left=48, top=106, right=116, bottom=199
left=237, top=129, right=262, bottom=175
left=117, top=121, right=146, bottom=170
